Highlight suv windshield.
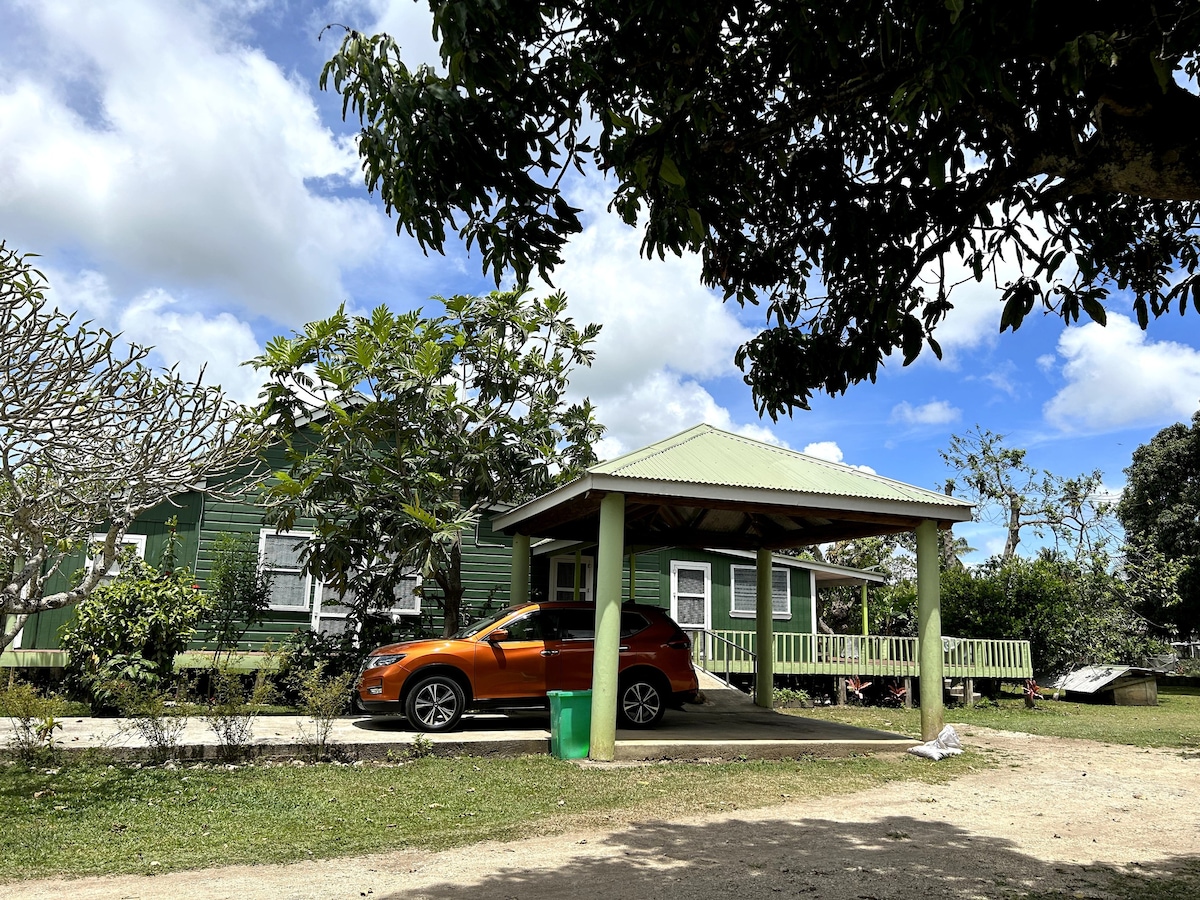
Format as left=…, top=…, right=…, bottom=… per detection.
left=451, top=607, right=517, bottom=639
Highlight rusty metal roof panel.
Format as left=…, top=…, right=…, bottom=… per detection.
left=590, top=424, right=969, bottom=509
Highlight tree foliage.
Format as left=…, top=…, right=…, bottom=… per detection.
left=202, top=533, right=273, bottom=665
left=0, top=244, right=261, bottom=651
left=322, top=2, right=1200, bottom=415
left=1117, top=411, right=1200, bottom=637
left=941, top=550, right=1167, bottom=676
left=253, top=289, right=603, bottom=636
left=942, top=426, right=1114, bottom=559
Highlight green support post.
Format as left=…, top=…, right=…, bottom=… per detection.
left=916, top=519, right=944, bottom=740
left=755, top=546, right=774, bottom=708
left=860, top=583, right=869, bottom=636
left=589, top=492, right=625, bottom=760
left=510, top=533, right=530, bottom=605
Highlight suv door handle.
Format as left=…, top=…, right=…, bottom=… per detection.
left=540, top=649, right=560, bottom=657
left=618, top=646, right=629, bottom=651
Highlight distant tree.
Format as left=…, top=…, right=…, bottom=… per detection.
left=322, top=3, right=1200, bottom=415
left=941, top=426, right=1114, bottom=560
left=0, top=244, right=261, bottom=653
left=253, top=289, right=603, bottom=636
left=941, top=550, right=1166, bottom=676
left=1118, top=412, right=1200, bottom=637
left=812, top=537, right=914, bottom=635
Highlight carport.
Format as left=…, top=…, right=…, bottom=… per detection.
left=493, top=424, right=973, bottom=760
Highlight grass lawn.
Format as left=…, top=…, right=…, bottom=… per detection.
left=784, top=686, right=1200, bottom=749
left=0, top=750, right=977, bottom=881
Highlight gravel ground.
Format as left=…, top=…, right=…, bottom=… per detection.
left=7, top=724, right=1199, bottom=900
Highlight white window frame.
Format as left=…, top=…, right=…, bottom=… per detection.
left=314, top=570, right=423, bottom=632
left=259, top=529, right=314, bottom=612
left=729, top=564, right=792, bottom=620
left=549, top=555, right=594, bottom=603
left=387, top=572, right=423, bottom=617
left=810, top=570, right=818, bottom=634
left=88, top=532, right=147, bottom=581
left=670, top=560, right=711, bottom=630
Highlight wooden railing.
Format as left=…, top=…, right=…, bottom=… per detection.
left=688, top=630, right=1033, bottom=680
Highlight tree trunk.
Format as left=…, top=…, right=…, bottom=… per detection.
left=440, top=531, right=465, bottom=637
left=0, top=613, right=26, bottom=654
left=1004, top=492, right=1022, bottom=560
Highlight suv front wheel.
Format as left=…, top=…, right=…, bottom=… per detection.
left=405, top=674, right=466, bottom=733
left=617, top=673, right=668, bottom=728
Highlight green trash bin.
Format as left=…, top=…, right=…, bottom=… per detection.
left=547, top=689, right=592, bottom=759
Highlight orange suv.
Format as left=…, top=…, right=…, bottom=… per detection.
left=355, top=601, right=701, bottom=732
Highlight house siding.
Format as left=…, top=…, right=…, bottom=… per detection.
left=8, top=489, right=819, bottom=662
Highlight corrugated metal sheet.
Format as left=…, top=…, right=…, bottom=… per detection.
left=590, top=424, right=969, bottom=508
left=1048, top=665, right=1154, bottom=693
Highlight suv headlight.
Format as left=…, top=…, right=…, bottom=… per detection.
left=363, top=653, right=406, bottom=671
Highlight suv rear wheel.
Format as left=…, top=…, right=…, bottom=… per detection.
left=405, top=674, right=466, bottom=732
left=617, top=672, right=668, bottom=728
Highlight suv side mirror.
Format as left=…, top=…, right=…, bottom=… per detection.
left=487, top=628, right=510, bottom=643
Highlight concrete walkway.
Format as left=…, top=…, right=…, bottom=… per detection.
left=7, top=680, right=918, bottom=763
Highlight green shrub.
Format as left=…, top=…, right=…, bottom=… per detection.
left=773, top=687, right=810, bottom=706
left=60, top=546, right=208, bottom=709
left=275, top=630, right=363, bottom=705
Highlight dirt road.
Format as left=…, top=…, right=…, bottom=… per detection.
left=8, top=725, right=1199, bottom=900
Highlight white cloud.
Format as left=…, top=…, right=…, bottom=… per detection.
left=51, top=267, right=264, bottom=405
left=592, top=371, right=782, bottom=460
left=801, top=441, right=845, bottom=463
left=1043, top=314, right=1200, bottom=431
left=536, top=184, right=768, bottom=456
left=549, top=188, right=753, bottom=395
left=890, top=399, right=962, bottom=426
left=0, top=0, right=390, bottom=325
left=800, top=440, right=876, bottom=475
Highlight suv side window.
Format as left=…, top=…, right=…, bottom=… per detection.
left=558, top=608, right=595, bottom=641
left=504, top=610, right=558, bottom=641
left=620, top=611, right=649, bottom=637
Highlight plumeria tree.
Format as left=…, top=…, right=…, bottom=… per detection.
left=0, top=243, right=261, bottom=652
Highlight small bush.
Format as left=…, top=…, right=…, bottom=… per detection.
left=773, top=687, right=811, bottom=706
left=115, top=685, right=188, bottom=764
left=1, top=680, right=67, bottom=763
left=202, top=533, right=273, bottom=666
left=275, top=631, right=364, bottom=705
left=202, top=667, right=274, bottom=762
left=292, top=663, right=356, bottom=760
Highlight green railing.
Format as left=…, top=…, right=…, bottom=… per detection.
left=688, top=630, right=1032, bottom=680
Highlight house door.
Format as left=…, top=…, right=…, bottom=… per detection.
left=670, top=561, right=710, bottom=631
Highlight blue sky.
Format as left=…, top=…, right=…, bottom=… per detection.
left=4, top=0, right=1200, bottom=561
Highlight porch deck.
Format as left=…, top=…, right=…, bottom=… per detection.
left=691, top=630, right=1033, bottom=681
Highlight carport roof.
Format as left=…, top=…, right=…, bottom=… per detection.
left=494, top=424, right=972, bottom=550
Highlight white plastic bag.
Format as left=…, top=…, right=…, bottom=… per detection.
left=907, top=724, right=963, bottom=760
